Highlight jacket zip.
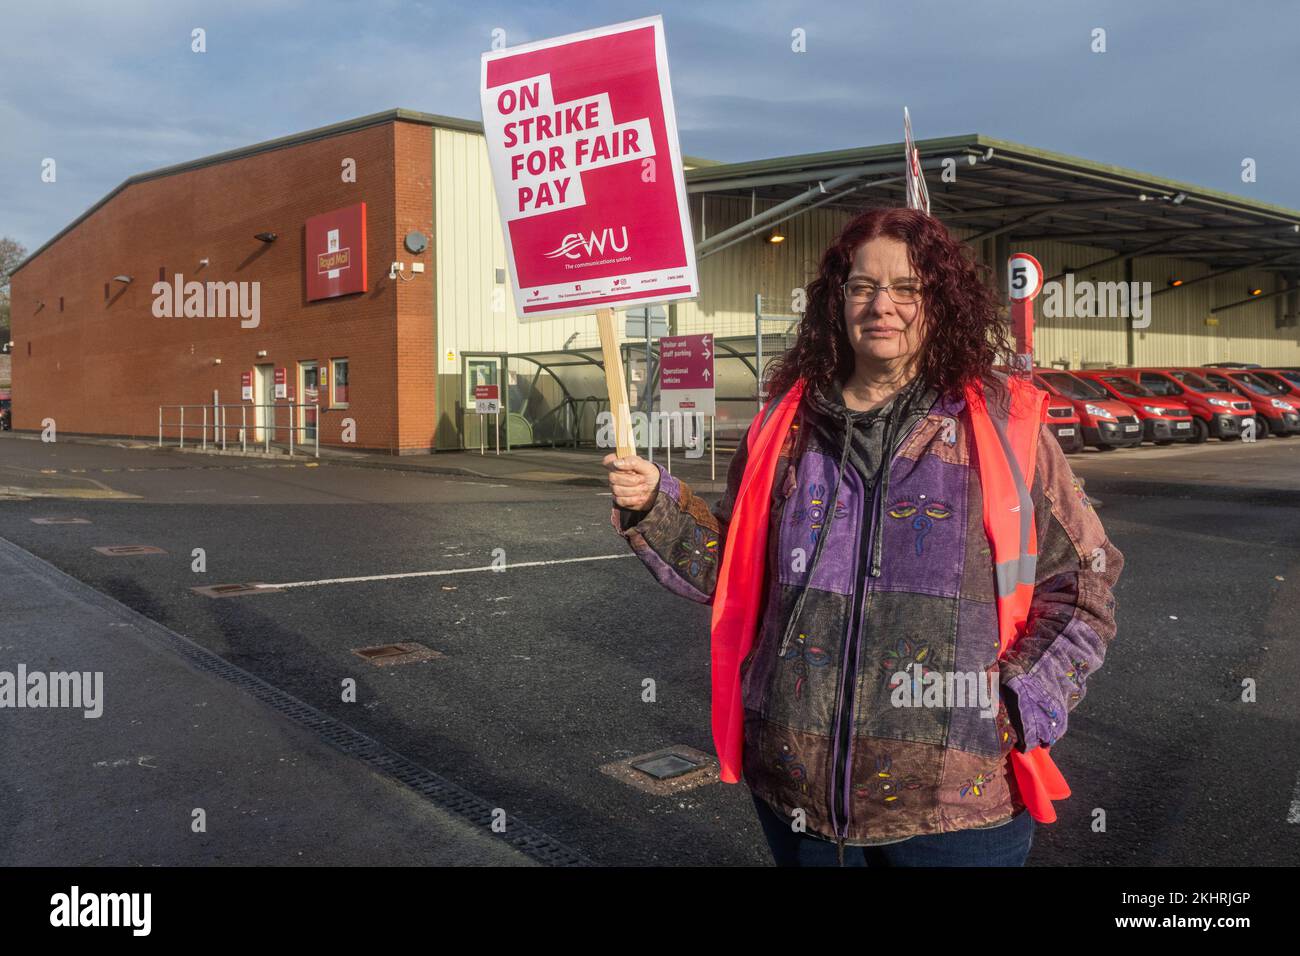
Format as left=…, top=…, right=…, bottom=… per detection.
left=830, top=476, right=878, bottom=854
left=828, top=405, right=933, bottom=858
left=832, top=474, right=877, bottom=864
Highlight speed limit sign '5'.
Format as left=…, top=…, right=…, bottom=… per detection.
left=1008, top=253, right=1043, bottom=301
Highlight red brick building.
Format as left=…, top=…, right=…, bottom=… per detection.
left=9, top=110, right=444, bottom=453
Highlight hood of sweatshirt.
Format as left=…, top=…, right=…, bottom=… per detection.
left=796, top=375, right=938, bottom=582
left=802, top=376, right=938, bottom=489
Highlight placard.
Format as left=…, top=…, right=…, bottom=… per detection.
left=480, top=16, right=698, bottom=319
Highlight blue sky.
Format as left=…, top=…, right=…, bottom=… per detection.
left=3, top=0, right=1299, bottom=254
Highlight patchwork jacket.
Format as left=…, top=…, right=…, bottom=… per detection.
left=612, top=385, right=1124, bottom=847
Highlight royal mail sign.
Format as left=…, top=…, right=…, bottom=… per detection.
left=306, top=203, right=368, bottom=301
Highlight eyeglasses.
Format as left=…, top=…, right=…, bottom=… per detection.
left=841, top=279, right=923, bottom=305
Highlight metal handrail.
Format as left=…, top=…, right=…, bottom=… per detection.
left=158, top=403, right=320, bottom=458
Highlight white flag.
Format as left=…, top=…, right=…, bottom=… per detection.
left=903, top=106, right=930, bottom=214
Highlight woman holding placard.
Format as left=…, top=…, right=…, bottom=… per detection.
left=605, top=205, right=1124, bottom=867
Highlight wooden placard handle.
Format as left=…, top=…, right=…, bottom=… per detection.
left=595, top=307, right=635, bottom=458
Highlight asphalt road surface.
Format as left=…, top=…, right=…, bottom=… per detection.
left=2, top=435, right=1298, bottom=865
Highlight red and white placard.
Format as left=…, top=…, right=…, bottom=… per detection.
left=480, top=16, right=698, bottom=319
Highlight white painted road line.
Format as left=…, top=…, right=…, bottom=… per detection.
left=259, top=552, right=637, bottom=590
left=1288, top=770, right=1300, bottom=824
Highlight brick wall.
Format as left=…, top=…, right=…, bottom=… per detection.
left=393, top=122, right=437, bottom=452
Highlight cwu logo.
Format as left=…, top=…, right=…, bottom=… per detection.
left=543, top=226, right=629, bottom=260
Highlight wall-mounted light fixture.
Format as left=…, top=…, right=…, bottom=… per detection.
left=256, top=350, right=268, bottom=358
left=254, top=232, right=277, bottom=243
left=112, top=275, right=133, bottom=283
left=1248, top=286, right=1264, bottom=296
left=768, top=227, right=785, bottom=244
left=213, top=358, right=222, bottom=365
left=199, top=258, right=210, bottom=268
left=1167, top=277, right=1184, bottom=287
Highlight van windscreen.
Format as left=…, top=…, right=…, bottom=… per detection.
left=1040, top=372, right=1107, bottom=400
left=1100, top=376, right=1148, bottom=397
left=1168, top=370, right=1216, bottom=392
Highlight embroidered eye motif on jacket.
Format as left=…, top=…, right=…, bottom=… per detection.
left=854, top=754, right=922, bottom=810
left=775, top=743, right=809, bottom=794
left=671, top=525, right=718, bottom=580
left=778, top=632, right=832, bottom=700
left=887, top=494, right=954, bottom=555
left=790, top=482, right=848, bottom=544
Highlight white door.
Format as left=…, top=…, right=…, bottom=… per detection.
left=254, top=365, right=274, bottom=441
left=299, top=361, right=319, bottom=442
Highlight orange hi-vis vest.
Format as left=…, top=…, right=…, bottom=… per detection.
left=709, top=373, right=1072, bottom=824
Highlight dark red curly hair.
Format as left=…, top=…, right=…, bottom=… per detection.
left=765, top=205, right=1013, bottom=403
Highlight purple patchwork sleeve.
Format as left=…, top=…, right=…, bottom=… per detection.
left=1000, top=425, right=1125, bottom=751
left=609, top=429, right=752, bottom=605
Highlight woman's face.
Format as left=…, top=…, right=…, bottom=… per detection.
left=842, top=237, right=927, bottom=370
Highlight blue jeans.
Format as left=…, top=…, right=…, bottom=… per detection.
left=751, top=792, right=1035, bottom=867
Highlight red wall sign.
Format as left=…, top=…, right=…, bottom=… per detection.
left=306, top=202, right=368, bottom=301
left=274, top=367, right=287, bottom=400
left=241, top=370, right=253, bottom=402
left=480, top=16, right=698, bottom=318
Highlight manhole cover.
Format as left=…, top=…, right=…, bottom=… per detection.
left=191, top=582, right=284, bottom=598
left=30, top=517, right=92, bottom=525
left=357, top=645, right=408, bottom=659
left=351, top=643, right=443, bottom=666
left=93, top=545, right=167, bottom=556
left=631, top=753, right=701, bottom=780
left=600, top=745, right=718, bottom=795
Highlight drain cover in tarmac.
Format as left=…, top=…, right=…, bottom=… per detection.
left=599, top=745, right=718, bottom=795
left=351, top=642, right=443, bottom=666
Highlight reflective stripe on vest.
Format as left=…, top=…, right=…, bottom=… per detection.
left=963, top=375, right=1071, bottom=824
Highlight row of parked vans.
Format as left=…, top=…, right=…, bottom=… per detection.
left=1027, top=364, right=1300, bottom=453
